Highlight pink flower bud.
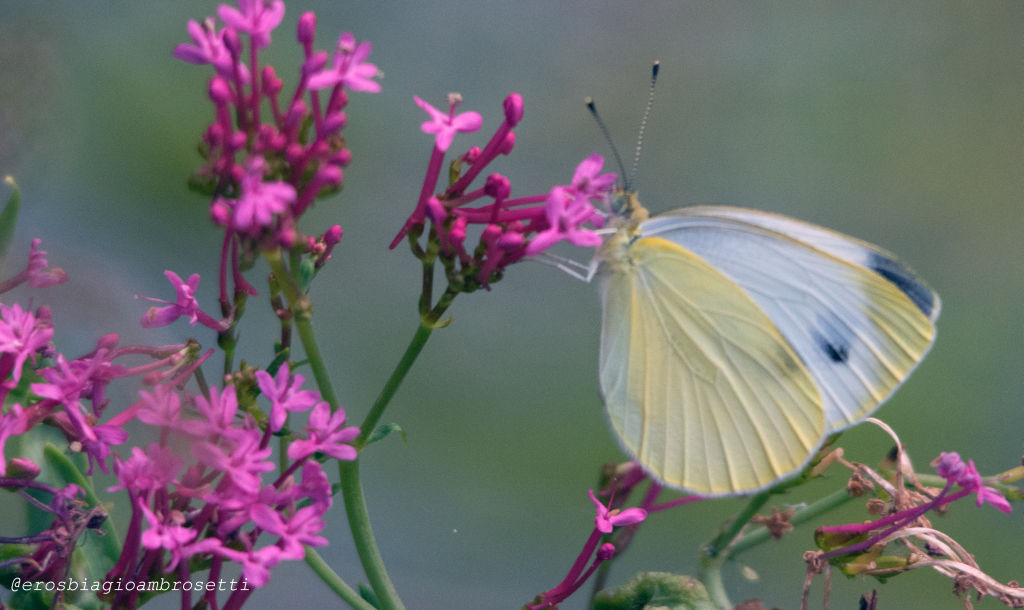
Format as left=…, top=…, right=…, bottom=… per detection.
left=297, top=12, right=317, bottom=48
left=484, top=174, right=511, bottom=200
left=331, top=149, right=352, bottom=167
left=208, top=76, right=233, bottom=103
left=324, top=225, right=343, bottom=246
left=6, top=458, right=40, bottom=480
left=261, top=65, right=282, bottom=95
left=499, top=132, right=516, bottom=155
left=210, top=198, right=232, bottom=226
left=503, top=92, right=524, bottom=126
left=497, top=231, right=524, bottom=250
left=322, top=111, right=347, bottom=133
left=596, top=543, right=616, bottom=561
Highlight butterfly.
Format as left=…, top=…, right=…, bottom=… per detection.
left=595, top=191, right=939, bottom=496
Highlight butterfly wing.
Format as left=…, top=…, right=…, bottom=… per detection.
left=598, top=234, right=825, bottom=496
left=642, top=206, right=938, bottom=433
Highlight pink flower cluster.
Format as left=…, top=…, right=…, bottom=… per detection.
left=392, top=92, right=616, bottom=289
left=175, top=0, right=377, bottom=302
left=102, top=363, right=357, bottom=607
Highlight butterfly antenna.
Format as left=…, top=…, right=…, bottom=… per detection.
left=585, top=97, right=630, bottom=190
left=628, top=61, right=660, bottom=191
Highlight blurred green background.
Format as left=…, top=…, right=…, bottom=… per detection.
left=1, top=1, right=1021, bottom=608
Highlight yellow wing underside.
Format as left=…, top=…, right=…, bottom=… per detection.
left=599, top=236, right=826, bottom=496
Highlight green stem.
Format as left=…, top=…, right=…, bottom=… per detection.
left=699, top=490, right=771, bottom=609
left=335, top=291, right=454, bottom=608
left=705, top=490, right=772, bottom=560
left=265, top=249, right=340, bottom=409
left=305, top=547, right=376, bottom=610
left=355, top=321, right=434, bottom=448
left=295, top=314, right=339, bottom=408
left=339, top=459, right=404, bottom=610
left=729, top=486, right=854, bottom=559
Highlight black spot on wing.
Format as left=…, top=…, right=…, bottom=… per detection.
left=820, top=337, right=849, bottom=363
left=868, top=253, right=935, bottom=318
left=813, top=330, right=850, bottom=364
left=810, top=313, right=851, bottom=365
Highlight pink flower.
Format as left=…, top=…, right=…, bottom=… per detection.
left=251, top=503, right=328, bottom=560
left=174, top=18, right=249, bottom=81
left=0, top=303, right=53, bottom=383
left=414, top=94, right=482, bottom=152
left=934, top=452, right=1012, bottom=514
left=216, top=544, right=283, bottom=588
left=138, top=270, right=229, bottom=331
left=298, top=460, right=332, bottom=511
left=194, top=430, right=273, bottom=495
left=217, top=0, right=285, bottom=50
left=524, top=186, right=604, bottom=255
left=255, top=363, right=320, bottom=432
left=568, top=153, right=618, bottom=203
left=287, top=401, right=359, bottom=461
left=190, top=385, right=243, bottom=439
left=134, top=384, right=183, bottom=429
left=588, top=489, right=647, bottom=534
left=139, top=502, right=197, bottom=552
left=25, top=239, right=68, bottom=288
left=307, top=32, right=380, bottom=93
left=109, top=444, right=183, bottom=494
left=229, top=156, right=296, bottom=233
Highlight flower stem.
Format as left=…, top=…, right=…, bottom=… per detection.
left=699, top=490, right=771, bottom=609
left=305, top=547, right=376, bottom=610
left=336, top=293, right=454, bottom=608
left=729, top=486, right=853, bottom=558
left=338, top=458, right=404, bottom=610
left=355, top=320, right=434, bottom=448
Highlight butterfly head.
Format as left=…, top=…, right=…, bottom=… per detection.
left=610, top=188, right=649, bottom=231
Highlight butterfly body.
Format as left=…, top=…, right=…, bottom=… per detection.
left=596, top=194, right=939, bottom=496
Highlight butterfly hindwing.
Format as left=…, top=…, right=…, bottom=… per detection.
left=598, top=235, right=825, bottom=496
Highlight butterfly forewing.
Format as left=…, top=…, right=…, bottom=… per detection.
left=642, top=207, right=938, bottom=433
left=598, top=235, right=825, bottom=496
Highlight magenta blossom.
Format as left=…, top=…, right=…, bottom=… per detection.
left=217, top=0, right=285, bottom=50
left=287, top=401, right=359, bottom=461
left=250, top=503, right=328, bottom=560
left=588, top=489, right=647, bottom=533
left=307, top=32, right=380, bottom=92
left=0, top=302, right=53, bottom=383
left=255, top=363, right=320, bottom=432
left=229, top=156, right=296, bottom=233
left=174, top=18, right=249, bottom=81
left=216, top=544, right=282, bottom=588
left=414, top=93, right=482, bottom=152
left=394, top=93, right=616, bottom=291
left=934, top=452, right=1012, bottom=514
left=109, top=444, right=183, bottom=495
left=138, top=270, right=230, bottom=332
left=25, top=239, right=68, bottom=288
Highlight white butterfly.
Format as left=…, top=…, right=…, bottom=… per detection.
left=594, top=191, right=939, bottom=496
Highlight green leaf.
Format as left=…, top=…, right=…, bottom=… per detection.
left=593, top=571, right=716, bottom=610
left=0, top=176, right=22, bottom=272
left=298, top=257, right=315, bottom=292
left=367, top=422, right=407, bottom=447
